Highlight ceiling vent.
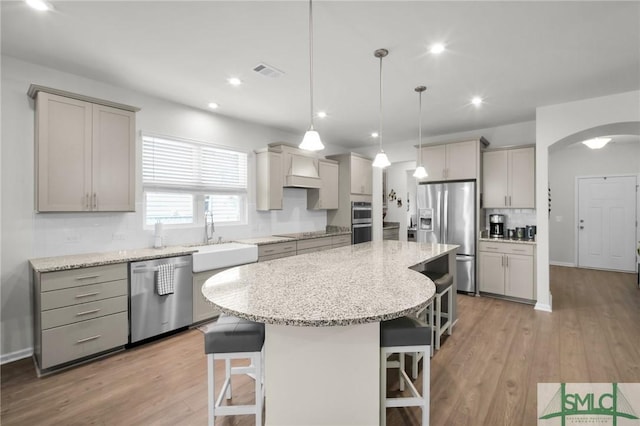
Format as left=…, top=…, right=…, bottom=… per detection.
left=253, top=63, right=285, bottom=78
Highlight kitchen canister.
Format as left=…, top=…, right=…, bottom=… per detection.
left=515, top=227, right=525, bottom=240
left=507, top=228, right=516, bottom=239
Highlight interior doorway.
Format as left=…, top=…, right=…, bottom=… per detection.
left=577, top=175, right=637, bottom=272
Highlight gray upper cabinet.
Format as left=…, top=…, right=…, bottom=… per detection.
left=419, top=139, right=480, bottom=182
left=308, top=159, right=339, bottom=210
left=33, top=88, right=137, bottom=212
left=482, top=147, right=535, bottom=208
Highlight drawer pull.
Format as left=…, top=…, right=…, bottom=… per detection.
left=75, top=292, right=100, bottom=299
left=76, top=335, right=101, bottom=344
left=513, top=249, right=526, bottom=252
left=264, top=249, right=275, bottom=253
left=75, top=275, right=100, bottom=281
left=486, top=246, right=498, bottom=250
left=76, top=308, right=101, bottom=316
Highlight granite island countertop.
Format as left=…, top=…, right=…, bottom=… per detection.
left=202, top=240, right=458, bottom=327
left=30, top=246, right=198, bottom=272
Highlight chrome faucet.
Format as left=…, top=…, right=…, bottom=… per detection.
left=204, top=211, right=215, bottom=244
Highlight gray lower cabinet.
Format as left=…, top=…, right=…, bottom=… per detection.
left=193, top=269, right=224, bottom=323
left=383, top=228, right=399, bottom=240
left=32, top=263, right=129, bottom=374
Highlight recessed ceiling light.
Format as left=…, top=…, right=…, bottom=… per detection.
left=317, top=111, right=327, bottom=119
left=26, top=0, right=53, bottom=11
left=208, top=102, right=219, bottom=109
left=227, top=77, right=242, bottom=86
left=430, top=43, right=445, bottom=54
left=582, top=137, right=611, bottom=149
left=371, top=132, right=379, bottom=138
left=471, top=96, right=483, bottom=106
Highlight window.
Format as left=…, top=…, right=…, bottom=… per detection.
left=142, top=135, right=248, bottom=227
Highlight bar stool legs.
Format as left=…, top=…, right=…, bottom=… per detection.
left=380, top=316, right=431, bottom=426
left=203, top=314, right=265, bottom=426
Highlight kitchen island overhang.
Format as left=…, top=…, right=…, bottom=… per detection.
left=203, top=240, right=459, bottom=425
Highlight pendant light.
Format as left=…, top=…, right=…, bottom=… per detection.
left=372, top=48, right=390, bottom=168
left=413, top=86, right=428, bottom=179
left=299, top=0, right=324, bottom=151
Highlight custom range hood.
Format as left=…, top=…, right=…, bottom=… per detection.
left=285, top=152, right=321, bottom=188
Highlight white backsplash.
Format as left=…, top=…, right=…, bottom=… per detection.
left=32, top=188, right=327, bottom=258
left=484, top=208, right=536, bottom=230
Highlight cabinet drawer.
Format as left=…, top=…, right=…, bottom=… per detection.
left=259, top=252, right=296, bottom=262
left=258, top=241, right=297, bottom=258
left=296, top=237, right=332, bottom=251
left=41, top=279, right=128, bottom=311
left=40, top=312, right=128, bottom=369
left=41, top=263, right=127, bottom=292
left=479, top=241, right=534, bottom=256
left=41, top=295, right=128, bottom=330
left=331, top=235, right=351, bottom=247
left=296, top=245, right=333, bottom=256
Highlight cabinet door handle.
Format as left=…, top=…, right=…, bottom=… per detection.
left=76, top=335, right=101, bottom=344
left=75, top=275, right=100, bottom=281
left=504, top=196, right=508, bottom=206
left=93, top=193, right=97, bottom=210
left=75, top=291, right=100, bottom=299
left=505, top=256, right=509, bottom=268
left=501, top=255, right=504, bottom=267
left=85, top=193, right=90, bottom=210
left=76, top=308, right=101, bottom=316
left=508, top=195, right=512, bottom=206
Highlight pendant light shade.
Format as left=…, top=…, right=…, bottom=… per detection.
left=299, top=0, right=324, bottom=151
left=300, top=127, right=323, bottom=151
left=372, top=48, right=390, bottom=168
left=413, top=165, right=428, bottom=179
left=373, top=151, right=391, bottom=168
left=413, top=85, right=429, bottom=179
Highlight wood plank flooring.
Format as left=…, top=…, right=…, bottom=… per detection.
left=2, top=266, right=639, bottom=425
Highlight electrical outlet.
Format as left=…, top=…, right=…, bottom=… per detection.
left=112, top=232, right=126, bottom=241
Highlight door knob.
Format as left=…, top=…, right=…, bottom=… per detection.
left=579, top=226, right=584, bottom=229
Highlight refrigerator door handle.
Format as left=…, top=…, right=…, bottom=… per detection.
left=443, top=187, right=449, bottom=243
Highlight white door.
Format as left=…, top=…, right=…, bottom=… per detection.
left=577, top=176, right=637, bottom=272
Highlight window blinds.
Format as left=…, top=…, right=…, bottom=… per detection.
left=142, top=135, right=247, bottom=192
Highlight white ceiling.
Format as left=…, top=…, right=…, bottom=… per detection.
left=2, top=1, right=639, bottom=150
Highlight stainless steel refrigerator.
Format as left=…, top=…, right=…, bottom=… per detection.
left=417, top=181, right=476, bottom=293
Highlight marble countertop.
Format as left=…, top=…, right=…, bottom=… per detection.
left=479, top=237, right=537, bottom=245
left=234, top=230, right=351, bottom=246
left=30, top=246, right=198, bottom=272
left=202, top=240, right=458, bottom=327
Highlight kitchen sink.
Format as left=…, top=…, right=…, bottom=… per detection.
left=192, top=243, right=258, bottom=272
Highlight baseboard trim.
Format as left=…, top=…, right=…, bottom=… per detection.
left=1, top=347, right=33, bottom=365
left=549, top=261, right=575, bottom=267
left=535, top=302, right=552, bottom=313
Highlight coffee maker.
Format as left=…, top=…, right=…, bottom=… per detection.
left=489, top=214, right=505, bottom=238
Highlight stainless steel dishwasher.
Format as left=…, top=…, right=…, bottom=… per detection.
left=129, top=255, right=193, bottom=343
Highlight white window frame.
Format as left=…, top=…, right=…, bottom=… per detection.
left=141, top=133, right=249, bottom=229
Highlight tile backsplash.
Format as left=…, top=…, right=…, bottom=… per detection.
left=484, top=208, right=536, bottom=230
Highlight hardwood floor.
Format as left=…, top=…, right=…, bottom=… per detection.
left=2, top=266, right=639, bottom=425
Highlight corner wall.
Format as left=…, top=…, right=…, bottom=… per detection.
left=535, top=90, right=640, bottom=312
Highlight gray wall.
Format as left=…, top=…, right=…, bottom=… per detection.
left=548, top=140, right=640, bottom=265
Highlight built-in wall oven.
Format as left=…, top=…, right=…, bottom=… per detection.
left=351, top=201, right=372, bottom=244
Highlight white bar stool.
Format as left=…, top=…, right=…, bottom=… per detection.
left=422, top=271, right=453, bottom=351
left=380, top=316, right=431, bottom=426
left=202, top=314, right=265, bottom=426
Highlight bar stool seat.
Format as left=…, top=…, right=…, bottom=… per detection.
left=202, top=314, right=265, bottom=426
left=380, top=316, right=431, bottom=426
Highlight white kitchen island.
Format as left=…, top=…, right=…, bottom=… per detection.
left=202, top=240, right=458, bottom=426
